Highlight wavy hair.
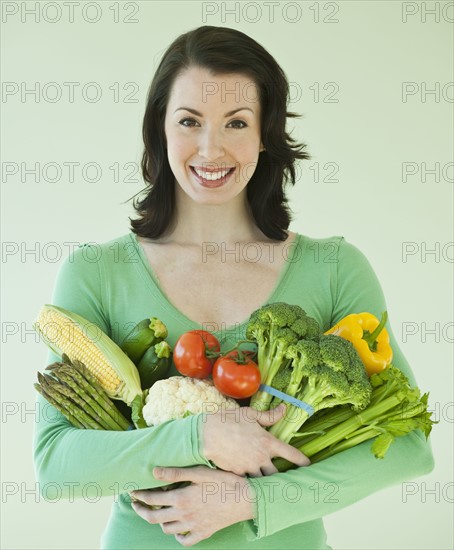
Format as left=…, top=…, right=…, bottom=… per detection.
left=128, top=25, right=310, bottom=241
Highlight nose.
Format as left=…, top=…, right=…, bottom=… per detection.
left=197, top=126, right=225, bottom=161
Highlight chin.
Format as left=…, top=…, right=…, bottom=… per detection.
left=193, top=194, right=232, bottom=205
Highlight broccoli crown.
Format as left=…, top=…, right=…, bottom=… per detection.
left=316, top=334, right=371, bottom=410
left=290, top=316, right=321, bottom=340
left=281, top=334, right=371, bottom=412
left=246, top=303, right=296, bottom=363
left=284, top=339, right=322, bottom=396
left=266, top=333, right=374, bottom=443
left=271, top=366, right=292, bottom=392
left=319, top=335, right=368, bottom=383
left=246, top=303, right=321, bottom=372
left=285, top=338, right=322, bottom=369
left=247, top=302, right=299, bottom=334
left=273, top=327, right=300, bottom=349
left=319, top=334, right=355, bottom=372
left=245, top=302, right=320, bottom=343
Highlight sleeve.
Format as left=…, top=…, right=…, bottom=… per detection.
left=32, top=244, right=215, bottom=500
left=244, top=237, right=435, bottom=540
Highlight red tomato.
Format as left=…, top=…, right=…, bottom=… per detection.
left=212, top=351, right=261, bottom=399
left=173, top=330, right=221, bottom=379
left=189, top=330, right=220, bottom=354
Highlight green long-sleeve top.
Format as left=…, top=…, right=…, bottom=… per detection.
left=33, top=232, right=435, bottom=549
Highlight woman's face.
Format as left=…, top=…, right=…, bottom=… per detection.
left=164, top=65, right=264, bottom=205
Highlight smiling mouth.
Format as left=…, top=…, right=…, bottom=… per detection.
left=190, top=166, right=236, bottom=181
left=189, top=166, right=236, bottom=187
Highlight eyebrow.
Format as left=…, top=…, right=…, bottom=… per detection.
left=174, top=107, right=254, bottom=116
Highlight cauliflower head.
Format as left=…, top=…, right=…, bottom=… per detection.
left=143, top=376, right=239, bottom=426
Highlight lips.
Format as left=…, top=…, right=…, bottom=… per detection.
left=190, top=166, right=236, bottom=181
left=190, top=165, right=236, bottom=172
left=189, top=166, right=236, bottom=187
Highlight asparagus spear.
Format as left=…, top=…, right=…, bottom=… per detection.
left=34, top=383, right=86, bottom=428
left=43, top=373, right=118, bottom=431
left=50, top=368, right=125, bottom=431
left=72, top=358, right=131, bottom=430
left=37, top=373, right=104, bottom=430
left=48, top=361, right=130, bottom=430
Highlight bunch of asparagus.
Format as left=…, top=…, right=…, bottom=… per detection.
left=34, top=354, right=132, bottom=431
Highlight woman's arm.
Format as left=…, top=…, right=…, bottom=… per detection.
left=32, top=245, right=215, bottom=500
left=243, top=237, right=435, bottom=540
left=33, top=389, right=214, bottom=499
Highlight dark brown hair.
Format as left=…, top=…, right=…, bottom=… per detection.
left=128, top=25, right=310, bottom=241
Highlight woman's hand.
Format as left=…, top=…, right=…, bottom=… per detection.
left=131, top=466, right=255, bottom=547
left=202, top=403, right=310, bottom=476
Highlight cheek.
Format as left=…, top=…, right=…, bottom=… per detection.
left=234, top=133, right=261, bottom=156
left=166, top=134, right=191, bottom=163
left=242, top=142, right=261, bottom=157
left=237, top=146, right=261, bottom=176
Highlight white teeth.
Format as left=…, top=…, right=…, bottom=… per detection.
left=193, top=167, right=232, bottom=180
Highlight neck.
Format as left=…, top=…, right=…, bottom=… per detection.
left=164, top=187, right=267, bottom=246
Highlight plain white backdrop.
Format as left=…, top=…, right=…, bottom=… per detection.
left=1, top=1, right=453, bottom=549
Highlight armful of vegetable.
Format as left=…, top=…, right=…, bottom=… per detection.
left=242, top=302, right=436, bottom=470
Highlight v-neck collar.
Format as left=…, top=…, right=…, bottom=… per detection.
left=128, top=231, right=304, bottom=335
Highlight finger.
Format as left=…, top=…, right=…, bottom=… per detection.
left=131, top=501, right=150, bottom=523
left=280, top=444, right=311, bottom=467
left=175, top=531, right=203, bottom=547
left=241, top=404, right=283, bottom=424
left=131, top=501, right=178, bottom=524
left=138, top=505, right=179, bottom=525
left=131, top=489, right=174, bottom=507
left=247, top=469, right=263, bottom=478
left=160, top=521, right=188, bottom=535
left=153, top=465, right=212, bottom=484
left=260, top=462, right=279, bottom=476
left=254, top=404, right=286, bottom=427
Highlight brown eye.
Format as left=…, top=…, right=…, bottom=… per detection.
left=178, top=118, right=247, bottom=129
left=228, top=120, right=248, bottom=129
left=179, top=118, right=198, bottom=127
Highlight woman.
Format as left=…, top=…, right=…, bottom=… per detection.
left=33, top=25, right=434, bottom=549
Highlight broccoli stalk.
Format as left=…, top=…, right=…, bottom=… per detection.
left=272, top=365, right=436, bottom=471
left=245, top=302, right=321, bottom=411
left=268, top=334, right=372, bottom=444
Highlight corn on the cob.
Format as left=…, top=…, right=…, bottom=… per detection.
left=33, top=304, right=143, bottom=409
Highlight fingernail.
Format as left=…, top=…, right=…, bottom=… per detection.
left=154, top=467, right=163, bottom=478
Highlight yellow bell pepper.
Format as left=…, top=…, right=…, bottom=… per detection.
left=324, top=311, right=393, bottom=376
